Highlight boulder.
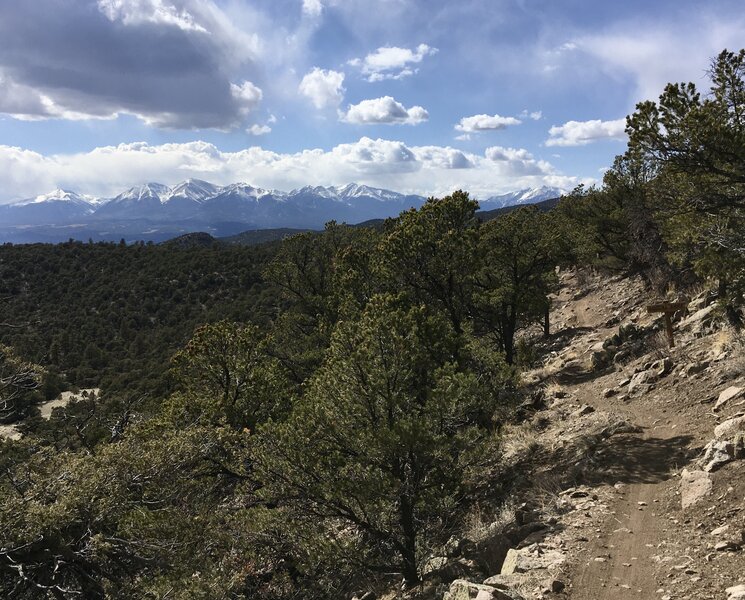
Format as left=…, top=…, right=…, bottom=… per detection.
left=715, top=386, right=744, bottom=412
left=715, top=416, right=745, bottom=440
left=680, top=469, right=712, bottom=510
left=628, top=370, right=657, bottom=395
left=728, top=585, right=745, bottom=600
left=500, top=546, right=565, bottom=575
left=701, top=440, right=734, bottom=472
left=680, top=304, right=716, bottom=329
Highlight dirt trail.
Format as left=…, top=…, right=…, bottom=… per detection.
left=545, top=272, right=741, bottom=600
left=566, top=386, right=689, bottom=599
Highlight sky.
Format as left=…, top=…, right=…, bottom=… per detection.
left=0, top=0, right=744, bottom=203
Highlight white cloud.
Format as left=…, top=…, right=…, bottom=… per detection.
left=302, top=0, right=324, bottom=17
left=247, top=124, right=272, bottom=135
left=575, top=17, right=745, bottom=103
left=299, top=68, right=346, bottom=109
left=485, top=146, right=555, bottom=176
left=349, top=44, right=438, bottom=81
left=545, top=118, right=627, bottom=147
left=230, top=81, right=264, bottom=116
left=455, top=114, right=521, bottom=133
left=342, top=96, right=428, bottom=125
left=0, top=139, right=582, bottom=204
left=97, top=0, right=207, bottom=32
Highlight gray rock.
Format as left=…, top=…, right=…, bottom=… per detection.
left=702, top=440, right=735, bottom=472
left=500, top=547, right=565, bottom=575
left=727, top=584, right=745, bottom=600
left=444, top=579, right=518, bottom=600
left=715, top=386, right=744, bottom=411
left=571, top=404, right=595, bottom=418
left=715, top=416, right=745, bottom=440
left=628, top=370, right=657, bottom=395
left=680, top=469, right=712, bottom=510
left=654, top=356, right=674, bottom=377
left=602, top=388, right=617, bottom=398
left=684, top=361, right=710, bottom=376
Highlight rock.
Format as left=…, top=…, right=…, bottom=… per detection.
left=711, top=524, right=730, bottom=537
left=714, top=416, right=745, bottom=440
left=619, top=377, right=631, bottom=387
left=628, top=370, right=657, bottom=395
left=444, top=579, right=518, bottom=600
left=572, top=404, right=595, bottom=417
left=714, top=540, right=741, bottom=551
left=590, top=341, right=606, bottom=353
left=684, top=361, right=710, bottom=376
left=602, top=388, right=617, bottom=398
left=629, top=383, right=654, bottom=397
left=548, top=579, right=565, bottom=593
left=715, top=386, right=744, bottom=411
left=727, top=584, right=745, bottom=600
left=500, top=547, right=565, bottom=575
left=654, top=357, right=674, bottom=377
left=470, top=534, right=512, bottom=574
left=680, top=304, right=716, bottom=328
left=680, top=469, right=712, bottom=510
left=701, top=440, right=735, bottom=472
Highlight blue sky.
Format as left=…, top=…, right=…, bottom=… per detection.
left=0, top=0, right=744, bottom=202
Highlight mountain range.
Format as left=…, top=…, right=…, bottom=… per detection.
left=0, top=181, right=564, bottom=244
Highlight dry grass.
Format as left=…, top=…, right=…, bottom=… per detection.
left=463, top=500, right=518, bottom=542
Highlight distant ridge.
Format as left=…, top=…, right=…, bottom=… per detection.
left=0, top=180, right=566, bottom=244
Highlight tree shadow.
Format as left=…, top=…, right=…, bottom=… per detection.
left=579, top=431, right=697, bottom=486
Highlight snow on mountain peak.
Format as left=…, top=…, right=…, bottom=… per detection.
left=18, top=189, right=93, bottom=207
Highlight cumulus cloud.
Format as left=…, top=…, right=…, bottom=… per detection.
left=349, top=44, right=437, bottom=81
left=299, top=68, right=346, bottom=109
left=455, top=114, right=521, bottom=133
left=545, top=118, right=627, bottom=147
left=247, top=124, right=272, bottom=136
left=0, top=139, right=581, bottom=204
left=302, top=0, right=324, bottom=17
left=485, top=146, right=555, bottom=176
left=0, top=0, right=261, bottom=128
left=342, top=97, right=428, bottom=125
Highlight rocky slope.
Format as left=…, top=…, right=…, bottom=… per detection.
left=381, top=270, right=745, bottom=600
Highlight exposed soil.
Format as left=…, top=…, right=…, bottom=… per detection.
left=542, top=271, right=745, bottom=600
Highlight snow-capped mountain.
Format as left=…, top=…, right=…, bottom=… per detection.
left=0, top=180, right=565, bottom=243
left=0, top=189, right=96, bottom=226
left=480, top=186, right=565, bottom=209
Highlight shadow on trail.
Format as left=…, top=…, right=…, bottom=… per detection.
left=580, top=431, right=696, bottom=486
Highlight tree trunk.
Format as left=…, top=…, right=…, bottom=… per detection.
left=543, top=304, right=550, bottom=338
left=399, top=494, right=420, bottom=587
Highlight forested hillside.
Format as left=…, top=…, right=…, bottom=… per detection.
left=0, top=49, right=744, bottom=600
left=0, top=241, right=278, bottom=400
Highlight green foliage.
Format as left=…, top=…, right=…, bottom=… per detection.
left=472, top=206, right=560, bottom=363
left=378, top=191, right=479, bottom=334
left=255, top=295, right=509, bottom=586
left=0, top=344, right=41, bottom=423
left=0, top=241, right=278, bottom=399
left=626, top=48, right=745, bottom=304
left=170, top=320, right=292, bottom=430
